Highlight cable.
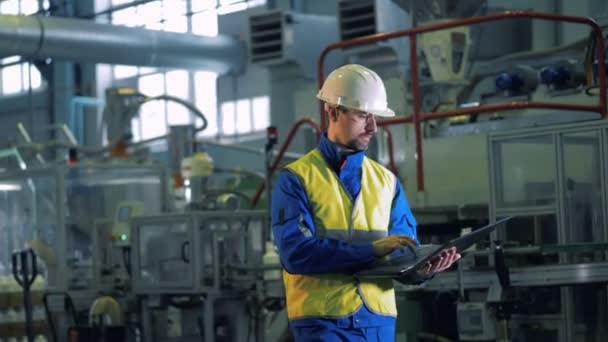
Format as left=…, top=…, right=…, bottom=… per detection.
left=122, top=247, right=132, bottom=276
left=65, top=293, right=80, bottom=326
left=42, top=293, right=58, bottom=342
left=42, top=291, right=81, bottom=342
left=245, top=295, right=259, bottom=342
left=585, top=84, right=602, bottom=96
left=135, top=94, right=208, bottom=133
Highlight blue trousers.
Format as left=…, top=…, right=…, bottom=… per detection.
left=292, top=324, right=395, bottom=342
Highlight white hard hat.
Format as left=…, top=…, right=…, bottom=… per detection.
left=317, top=64, right=395, bottom=117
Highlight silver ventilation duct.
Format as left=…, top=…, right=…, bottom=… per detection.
left=337, top=0, right=410, bottom=67
left=0, top=14, right=245, bottom=74
left=248, top=10, right=341, bottom=79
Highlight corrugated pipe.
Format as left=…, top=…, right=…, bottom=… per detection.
left=0, top=14, right=245, bottom=74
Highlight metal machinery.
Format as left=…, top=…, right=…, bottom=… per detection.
left=117, top=8, right=608, bottom=342
left=2, top=5, right=608, bottom=342
left=0, top=83, right=283, bottom=341
left=410, top=120, right=608, bottom=342
left=308, top=6, right=608, bottom=342
left=0, top=159, right=167, bottom=341
left=0, top=119, right=261, bottom=342
left=129, top=211, right=283, bottom=342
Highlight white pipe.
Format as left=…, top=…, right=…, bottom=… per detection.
left=0, top=14, right=245, bottom=74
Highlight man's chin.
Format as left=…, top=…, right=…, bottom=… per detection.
left=347, top=142, right=369, bottom=151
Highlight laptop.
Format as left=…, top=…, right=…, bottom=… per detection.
left=356, top=216, right=512, bottom=278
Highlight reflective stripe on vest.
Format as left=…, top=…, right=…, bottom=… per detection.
left=283, top=148, right=397, bottom=319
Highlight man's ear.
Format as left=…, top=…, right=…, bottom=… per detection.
left=328, top=106, right=339, bottom=122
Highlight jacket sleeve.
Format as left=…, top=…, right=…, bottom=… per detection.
left=271, top=170, right=376, bottom=274
left=389, top=179, right=434, bottom=284
left=389, top=179, right=418, bottom=241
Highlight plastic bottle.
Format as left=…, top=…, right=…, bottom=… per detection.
left=263, top=241, right=281, bottom=280
left=190, top=152, right=214, bottom=177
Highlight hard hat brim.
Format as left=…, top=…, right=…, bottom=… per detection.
left=317, top=94, right=396, bottom=117
left=369, top=108, right=395, bottom=117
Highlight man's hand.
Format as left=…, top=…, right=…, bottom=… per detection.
left=372, top=235, right=417, bottom=258
left=418, top=247, right=461, bottom=277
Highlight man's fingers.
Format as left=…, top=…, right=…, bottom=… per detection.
left=429, top=248, right=459, bottom=273
left=440, top=249, right=457, bottom=270
left=433, top=251, right=448, bottom=270
left=420, top=248, right=464, bottom=275
left=397, top=236, right=417, bottom=248
left=420, top=261, right=432, bottom=276
left=403, top=236, right=417, bottom=244
left=373, top=236, right=420, bottom=258
left=437, top=250, right=461, bottom=272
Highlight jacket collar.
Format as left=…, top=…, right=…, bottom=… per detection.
left=318, top=134, right=365, bottom=173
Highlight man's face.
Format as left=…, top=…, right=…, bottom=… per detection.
left=329, top=107, right=378, bottom=151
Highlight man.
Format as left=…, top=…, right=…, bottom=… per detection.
left=271, top=64, right=460, bottom=342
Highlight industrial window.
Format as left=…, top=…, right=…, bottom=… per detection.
left=128, top=70, right=192, bottom=141
left=220, top=96, right=270, bottom=136
left=195, top=71, right=219, bottom=137
left=0, top=0, right=49, bottom=95
left=107, top=0, right=266, bottom=140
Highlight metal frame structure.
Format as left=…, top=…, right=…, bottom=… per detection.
left=0, top=163, right=167, bottom=292
left=488, top=119, right=608, bottom=249
left=131, top=210, right=268, bottom=295
left=316, top=11, right=607, bottom=195
left=130, top=210, right=270, bottom=342
left=418, top=262, right=608, bottom=291
left=414, top=119, right=608, bottom=341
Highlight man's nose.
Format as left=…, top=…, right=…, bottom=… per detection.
left=366, top=115, right=377, bottom=133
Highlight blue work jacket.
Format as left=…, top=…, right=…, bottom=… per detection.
left=271, top=134, right=419, bottom=328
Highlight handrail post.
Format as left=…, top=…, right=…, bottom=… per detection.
left=409, top=34, right=425, bottom=195
left=380, top=126, right=397, bottom=175
left=597, top=27, right=607, bottom=118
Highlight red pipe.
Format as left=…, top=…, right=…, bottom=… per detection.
left=318, top=11, right=606, bottom=63
left=317, top=11, right=608, bottom=193
left=377, top=116, right=414, bottom=126
left=409, top=35, right=424, bottom=192
left=376, top=102, right=451, bottom=178
left=379, top=126, right=397, bottom=175
left=597, top=27, right=607, bottom=118
left=421, top=102, right=603, bottom=121
left=251, top=117, right=322, bottom=207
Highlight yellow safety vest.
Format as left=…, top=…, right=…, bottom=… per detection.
left=283, top=148, right=397, bottom=320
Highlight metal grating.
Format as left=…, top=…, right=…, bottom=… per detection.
left=249, top=11, right=283, bottom=63
left=339, top=0, right=376, bottom=41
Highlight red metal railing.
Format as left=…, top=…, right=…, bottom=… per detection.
left=251, top=117, right=321, bottom=207
left=317, top=11, right=607, bottom=193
